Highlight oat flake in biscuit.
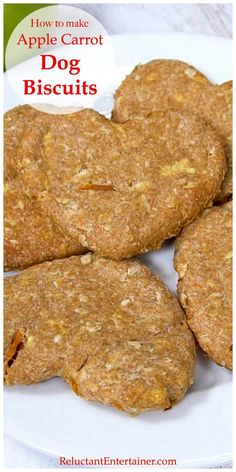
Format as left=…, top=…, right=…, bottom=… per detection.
left=26, top=108, right=226, bottom=259
left=4, top=255, right=196, bottom=415
left=4, top=180, right=84, bottom=271
left=174, top=202, right=232, bottom=369
left=112, top=59, right=232, bottom=202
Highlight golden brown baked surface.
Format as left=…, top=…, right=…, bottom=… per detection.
left=4, top=106, right=84, bottom=270
left=174, top=202, right=232, bottom=369
left=4, top=180, right=84, bottom=271
left=112, top=60, right=232, bottom=202
left=4, top=105, right=38, bottom=181
left=19, top=108, right=226, bottom=259
left=4, top=255, right=196, bottom=414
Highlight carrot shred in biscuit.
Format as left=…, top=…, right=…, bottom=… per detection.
left=5, top=329, right=26, bottom=370
left=79, top=184, right=114, bottom=191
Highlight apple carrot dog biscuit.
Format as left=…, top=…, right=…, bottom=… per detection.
left=21, top=108, right=226, bottom=259
left=174, top=202, right=232, bottom=369
left=4, top=180, right=85, bottom=271
left=4, top=255, right=196, bottom=414
left=4, top=106, right=85, bottom=270
left=112, top=60, right=232, bottom=203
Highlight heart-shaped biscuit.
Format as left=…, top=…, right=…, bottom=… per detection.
left=4, top=255, right=196, bottom=415
left=19, top=108, right=226, bottom=259
left=112, top=60, right=232, bottom=203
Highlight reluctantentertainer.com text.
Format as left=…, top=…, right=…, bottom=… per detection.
left=59, top=456, right=177, bottom=466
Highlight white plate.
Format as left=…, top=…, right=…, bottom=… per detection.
left=4, top=33, right=232, bottom=468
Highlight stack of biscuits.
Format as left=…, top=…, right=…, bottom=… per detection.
left=4, top=59, right=232, bottom=415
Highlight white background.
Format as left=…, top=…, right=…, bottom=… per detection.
left=4, top=2, right=232, bottom=469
